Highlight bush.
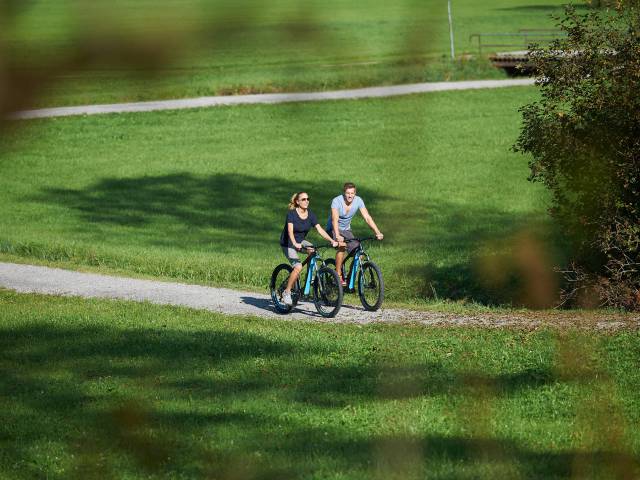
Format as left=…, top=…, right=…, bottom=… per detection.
left=514, top=3, right=640, bottom=309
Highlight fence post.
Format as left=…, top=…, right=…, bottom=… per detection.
left=448, top=0, right=455, bottom=59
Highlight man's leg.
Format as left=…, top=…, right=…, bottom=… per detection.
left=335, top=248, right=346, bottom=283
left=336, top=230, right=358, bottom=285
left=333, top=230, right=347, bottom=284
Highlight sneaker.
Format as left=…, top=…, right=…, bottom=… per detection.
left=339, top=276, right=347, bottom=287
left=282, top=290, right=293, bottom=306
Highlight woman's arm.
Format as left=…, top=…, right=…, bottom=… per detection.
left=315, top=225, right=339, bottom=247
left=288, top=223, right=302, bottom=250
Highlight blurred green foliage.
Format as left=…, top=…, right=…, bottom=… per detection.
left=515, top=4, right=640, bottom=309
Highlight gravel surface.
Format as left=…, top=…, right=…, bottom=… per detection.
left=10, top=79, right=535, bottom=119
left=1, top=262, right=638, bottom=330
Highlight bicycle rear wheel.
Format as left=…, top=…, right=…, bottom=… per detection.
left=270, top=263, right=298, bottom=314
left=358, top=261, right=384, bottom=311
left=313, top=267, right=343, bottom=318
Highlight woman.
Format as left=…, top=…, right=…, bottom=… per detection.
left=279, top=191, right=338, bottom=306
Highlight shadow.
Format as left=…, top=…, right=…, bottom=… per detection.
left=0, top=321, right=300, bottom=478
left=238, top=296, right=326, bottom=318
left=291, top=363, right=560, bottom=408
left=387, top=204, right=566, bottom=306
left=268, top=430, right=639, bottom=479
left=26, top=172, right=563, bottom=306
left=240, top=295, right=275, bottom=313
left=1, top=313, right=637, bottom=479
left=496, top=4, right=588, bottom=12
left=28, top=172, right=394, bottom=250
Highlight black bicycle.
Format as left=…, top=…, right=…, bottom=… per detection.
left=270, top=244, right=344, bottom=318
left=325, top=237, right=384, bottom=311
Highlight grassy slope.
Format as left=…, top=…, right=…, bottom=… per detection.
left=0, top=86, right=553, bottom=307
left=1, top=290, right=638, bottom=479
left=5, top=0, right=573, bottom=106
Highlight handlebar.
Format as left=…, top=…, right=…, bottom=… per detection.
left=345, top=236, right=381, bottom=243
left=297, top=237, right=382, bottom=252
left=296, top=243, right=335, bottom=251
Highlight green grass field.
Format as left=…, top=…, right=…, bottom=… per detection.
left=0, top=86, right=556, bottom=308
left=1, top=290, right=638, bottom=479
left=5, top=0, right=575, bottom=106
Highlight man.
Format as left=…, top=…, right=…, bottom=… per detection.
left=327, top=182, right=383, bottom=286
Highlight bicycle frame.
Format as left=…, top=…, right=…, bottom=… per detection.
left=296, top=247, right=327, bottom=297
left=302, top=254, right=319, bottom=296
left=343, top=241, right=372, bottom=291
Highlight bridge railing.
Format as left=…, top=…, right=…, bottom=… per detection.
left=469, top=29, right=565, bottom=55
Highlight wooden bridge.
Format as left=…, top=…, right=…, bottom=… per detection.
left=469, top=29, right=565, bottom=73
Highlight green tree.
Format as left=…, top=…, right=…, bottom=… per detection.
left=514, top=3, right=640, bottom=309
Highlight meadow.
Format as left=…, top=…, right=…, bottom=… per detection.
left=5, top=0, right=574, bottom=106
left=0, top=86, right=556, bottom=308
left=1, top=289, right=638, bottom=479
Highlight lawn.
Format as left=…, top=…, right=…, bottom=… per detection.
left=4, top=0, right=575, bottom=106
left=1, top=290, right=638, bottom=478
left=0, top=86, right=555, bottom=308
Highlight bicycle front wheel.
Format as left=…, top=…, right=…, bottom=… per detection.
left=313, top=267, right=344, bottom=318
left=270, top=263, right=296, bottom=314
left=358, top=261, right=384, bottom=311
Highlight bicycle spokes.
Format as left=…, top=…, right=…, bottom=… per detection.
left=313, top=267, right=343, bottom=318
left=358, top=262, right=384, bottom=311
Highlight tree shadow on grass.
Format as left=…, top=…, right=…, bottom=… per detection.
left=0, top=317, right=637, bottom=479
left=496, top=4, right=588, bottom=12
left=29, top=172, right=393, bottom=250
left=28, top=171, right=564, bottom=305
left=383, top=202, right=566, bottom=306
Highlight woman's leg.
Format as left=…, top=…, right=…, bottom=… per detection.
left=285, top=240, right=311, bottom=292
left=282, top=245, right=302, bottom=294
left=285, top=263, right=302, bottom=292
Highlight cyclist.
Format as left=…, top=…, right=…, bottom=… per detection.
left=280, top=191, right=338, bottom=306
left=326, top=182, right=383, bottom=286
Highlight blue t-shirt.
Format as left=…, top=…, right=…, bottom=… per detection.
left=280, top=209, right=318, bottom=247
left=326, top=195, right=365, bottom=232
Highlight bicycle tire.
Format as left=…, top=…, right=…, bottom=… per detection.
left=270, top=263, right=298, bottom=314
left=313, top=266, right=343, bottom=318
left=358, top=261, right=384, bottom=311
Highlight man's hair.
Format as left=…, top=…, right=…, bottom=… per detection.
left=343, top=182, right=356, bottom=191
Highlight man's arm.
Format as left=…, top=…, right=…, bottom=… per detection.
left=331, top=208, right=344, bottom=242
left=360, top=207, right=383, bottom=240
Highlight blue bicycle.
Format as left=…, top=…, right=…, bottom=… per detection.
left=325, top=237, right=384, bottom=311
left=270, top=244, right=344, bottom=318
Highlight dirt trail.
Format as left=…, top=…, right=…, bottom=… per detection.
left=10, top=79, right=535, bottom=119
left=1, top=262, right=637, bottom=329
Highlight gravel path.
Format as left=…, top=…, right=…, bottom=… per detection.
left=10, top=79, right=535, bottom=119
left=1, top=262, right=637, bottom=330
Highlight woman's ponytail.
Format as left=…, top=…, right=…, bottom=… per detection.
left=288, top=192, right=300, bottom=210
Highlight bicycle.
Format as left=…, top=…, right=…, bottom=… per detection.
left=270, top=244, right=344, bottom=318
left=325, top=237, right=384, bottom=311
